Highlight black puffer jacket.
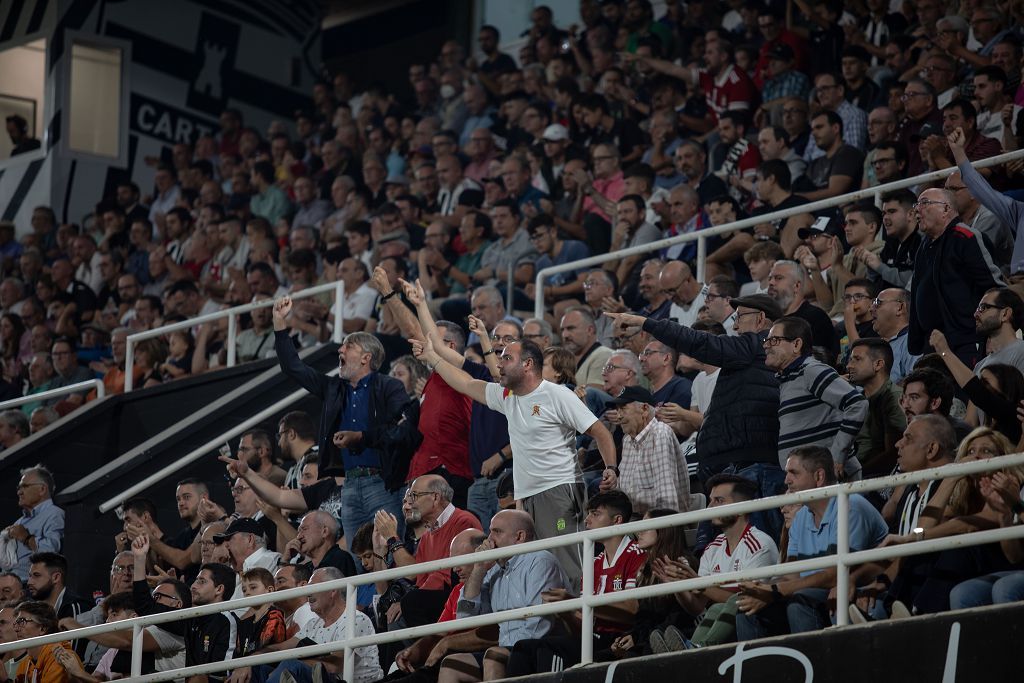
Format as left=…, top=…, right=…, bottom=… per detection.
left=644, top=319, right=780, bottom=471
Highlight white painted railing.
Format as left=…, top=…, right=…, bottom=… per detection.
left=6, top=452, right=1024, bottom=683
left=124, top=280, right=345, bottom=391
left=0, top=378, right=104, bottom=410
left=534, top=149, right=1024, bottom=318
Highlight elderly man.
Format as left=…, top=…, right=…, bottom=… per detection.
left=907, top=184, right=1003, bottom=365
left=871, top=288, right=919, bottom=384
left=438, top=510, right=569, bottom=683
left=467, top=286, right=517, bottom=347
left=47, top=338, right=94, bottom=410
left=284, top=511, right=357, bottom=576
left=612, top=387, right=692, bottom=514
left=660, top=261, right=705, bottom=329
left=214, top=517, right=281, bottom=597
left=376, top=474, right=482, bottom=627
left=0, top=410, right=29, bottom=450
left=945, top=169, right=1012, bottom=267
left=521, top=318, right=554, bottom=350
left=272, top=298, right=409, bottom=543
left=244, top=567, right=381, bottom=683
left=560, top=306, right=613, bottom=388
left=580, top=270, right=617, bottom=347
left=5, top=465, right=63, bottom=580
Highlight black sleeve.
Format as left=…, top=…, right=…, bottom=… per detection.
left=187, top=615, right=236, bottom=673
left=643, top=317, right=761, bottom=370
left=361, top=377, right=415, bottom=449
left=132, top=580, right=184, bottom=636
left=963, top=376, right=1020, bottom=441
left=274, top=330, right=329, bottom=399
left=300, top=477, right=337, bottom=511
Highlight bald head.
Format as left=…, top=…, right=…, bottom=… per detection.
left=451, top=528, right=487, bottom=557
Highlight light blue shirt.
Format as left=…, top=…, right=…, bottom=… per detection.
left=889, top=327, right=919, bottom=385
left=787, top=494, right=887, bottom=577
left=457, top=549, right=568, bottom=647
left=12, top=498, right=65, bottom=579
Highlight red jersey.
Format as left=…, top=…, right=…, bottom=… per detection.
left=407, top=373, right=473, bottom=480
left=591, top=537, right=647, bottom=634
left=698, top=65, right=758, bottom=123
left=439, top=582, right=464, bottom=623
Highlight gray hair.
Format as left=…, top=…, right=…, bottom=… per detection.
left=20, top=464, right=54, bottom=495
left=609, top=349, right=641, bottom=375
left=29, top=406, right=59, bottom=431
left=911, top=414, right=958, bottom=459
left=343, top=332, right=385, bottom=371
left=423, top=476, right=455, bottom=503
left=523, top=317, right=553, bottom=338
left=471, top=285, right=503, bottom=309
left=773, top=260, right=808, bottom=289
left=1, top=410, right=29, bottom=438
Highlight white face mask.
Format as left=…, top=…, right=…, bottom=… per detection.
left=440, top=84, right=457, bottom=99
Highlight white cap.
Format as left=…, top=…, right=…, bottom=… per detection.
left=542, top=124, right=569, bottom=142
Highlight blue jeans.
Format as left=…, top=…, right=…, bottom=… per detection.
left=735, top=587, right=831, bottom=641
left=467, top=476, right=499, bottom=533
left=250, top=660, right=313, bottom=683
left=340, top=475, right=405, bottom=547
left=950, top=571, right=1024, bottom=609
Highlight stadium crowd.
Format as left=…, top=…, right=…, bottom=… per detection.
left=4, top=0, right=1024, bottom=681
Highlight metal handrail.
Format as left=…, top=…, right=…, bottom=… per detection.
left=0, top=379, right=104, bottom=410
left=97, top=364, right=340, bottom=514
left=124, top=280, right=346, bottom=391
left=6, top=451, right=1024, bottom=683
left=534, top=148, right=1024, bottom=318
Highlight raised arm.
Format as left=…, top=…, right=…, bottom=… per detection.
left=220, top=454, right=308, bottom=511
left=401, top=277, right=465, bottom=368
left=370, top=267, right=424, bottom=341
left=411, top=337, right=489, bottom=404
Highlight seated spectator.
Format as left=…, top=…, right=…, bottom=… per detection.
left=267, top=567, right=381, bottom=683
left=273, top=563, right=315, bottom=637
left=0, top=410, right=29, bottom=451
left=131, top=535, right=238, bottom=682
left=740, top=241, right=784, bottom=297
left=26, top=552, right=92, bottom=656
left=639, top=339, right=691, bottom=408
left=437, top=510, right=569, bottom=683
left=735, top=446, right=888, bottom=639
left=234, top=568, right=287, bottom=660
left=282, top=511, right=357, bottom=577
left=508, top=491, right=645, bottom=675
left=560, top=306, right=613, bottom=389
left=6, top=464, right=63, bottom=581
left=374, top=475, right=482, bottom=628
left=214, top=517, right=282, bottom=599
left=12, top=601, right=82, bottom=683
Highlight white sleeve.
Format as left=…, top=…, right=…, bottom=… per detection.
left=484, top=382, right=507, bottom=414
left=551, top=385, right=598, bottom=433
left=745, top=538, right=781, bottom=570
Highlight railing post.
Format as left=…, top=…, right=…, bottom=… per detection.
left=343, top=583, right=357, bottom=683
left=534, top=271, right=545, bottom=320
left=836, top=489, right=850, bottom=626
left=333, top=281, right=344, bottom=344
left=96, top=378, right=105, bottom=398
left=226, top=314, right=237, bottom=367
left=580, top=537, right=595, bottom=665
left=130, top=623, right=144, bottom=677
left=696, top=235, right=707, bottom=284
left=506, top=265, right=515, bottom=315
left=124, top=338, right=135, bottom=392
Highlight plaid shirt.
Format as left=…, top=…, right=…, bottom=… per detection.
left=619, top=417, right=691, bottom=514
left=763, top=69, right=810, bottom=102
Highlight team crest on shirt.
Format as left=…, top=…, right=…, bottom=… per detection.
left=612, top=575, right=623, bottom=591
left=532, top=404, right=541, bottom=416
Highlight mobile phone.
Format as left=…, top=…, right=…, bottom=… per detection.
left=218, top=443, right=234, bottom=460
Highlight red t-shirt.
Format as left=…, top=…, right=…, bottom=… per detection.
left=698, top=65, right=758, bottom=123
left=591, top=538, right=647, bottom=634
left=414, top=507, right=483, bottom=590
left=407, top=373, right=473, bottom=480
left=438, top=582, right=464, bottom=622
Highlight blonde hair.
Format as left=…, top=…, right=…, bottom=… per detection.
left=948, top=427, right=1024, bottom=516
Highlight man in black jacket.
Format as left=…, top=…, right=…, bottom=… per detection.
left=272, top=296, right=415, bottom=545
left=908, top=187, right=1004, bottom=366
left=607, top=293, right=785, bottom=543
left=131, top=535, right=237, bottom=683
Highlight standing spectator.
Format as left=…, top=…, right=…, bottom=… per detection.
left=855, top=189, right=921, bottom=289
left=767, top=261, right=839, bottom=361
left=895, top=79, right=941, bottom=177
left=945, top=169, right=1013, bottom=268
left=411, top=337, right=617, bottom=588
left=639, top=339, right=692, bottom=407
left=847, top=338, right=907, bottom=478
left=5, top=465, right=63, bottom=581
left=764, top=316, right=868, bottom=479
left=907, top=186, right=1003, bottom=364
left=800, top=111, right=865, bottom=202
left=560, top=306, right=613, bottom=389
left=612, top=387, right=693, bottom=514
left=272, top=298, right=409, bottom=543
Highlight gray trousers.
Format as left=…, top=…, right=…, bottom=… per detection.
left=522, top=482, right=587, bottom=592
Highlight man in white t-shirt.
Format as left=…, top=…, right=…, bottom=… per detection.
left=248, top=566, right=381, bottom=683
left=412, top=337, right=617, bottom=589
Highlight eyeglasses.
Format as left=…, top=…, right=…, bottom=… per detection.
left=704, top=291, right=729, bottom=302
left=491, top=334, right=520, bottom=344
left=913, top=199, right=948, bottom=209
left=976, top=303, right=1007, bottom=313
left=16, top=482, right=43, bottom=490
left=901, top=91, right=930, bottom=100
left=231, top=485, right=251, bottom=494
left=872, top=298, right=902, bottom=307
left=110, top=565, right=133, bottom=575
left=602, top=363, right=635, bottom=373
left=14, top=617, right=41, bottom=627
left=152, top=590, right=180, bottom=602
left=763, top=335, right=796, bottom=348
left=582, top=280, right=605, bottom=289
left=639, top=348, right=667, bottom=358
left=406, top=490, right=436, bottom=499
left=736, top=310, right=763, bottom=319
left=842, top=293, right=872, bottom=302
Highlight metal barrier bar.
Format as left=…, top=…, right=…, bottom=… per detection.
left=8, top=451, right=1024, bottom=679
left=0, top=379, right=104, bottom=410
left=125, top=280, right=345, bottom=391
left=534, top=149, right=1024, bottom=318
left=97, top=366, right=340, bottom=514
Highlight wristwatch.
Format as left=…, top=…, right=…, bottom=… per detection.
left=604, top=465, right=620, bottom=476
